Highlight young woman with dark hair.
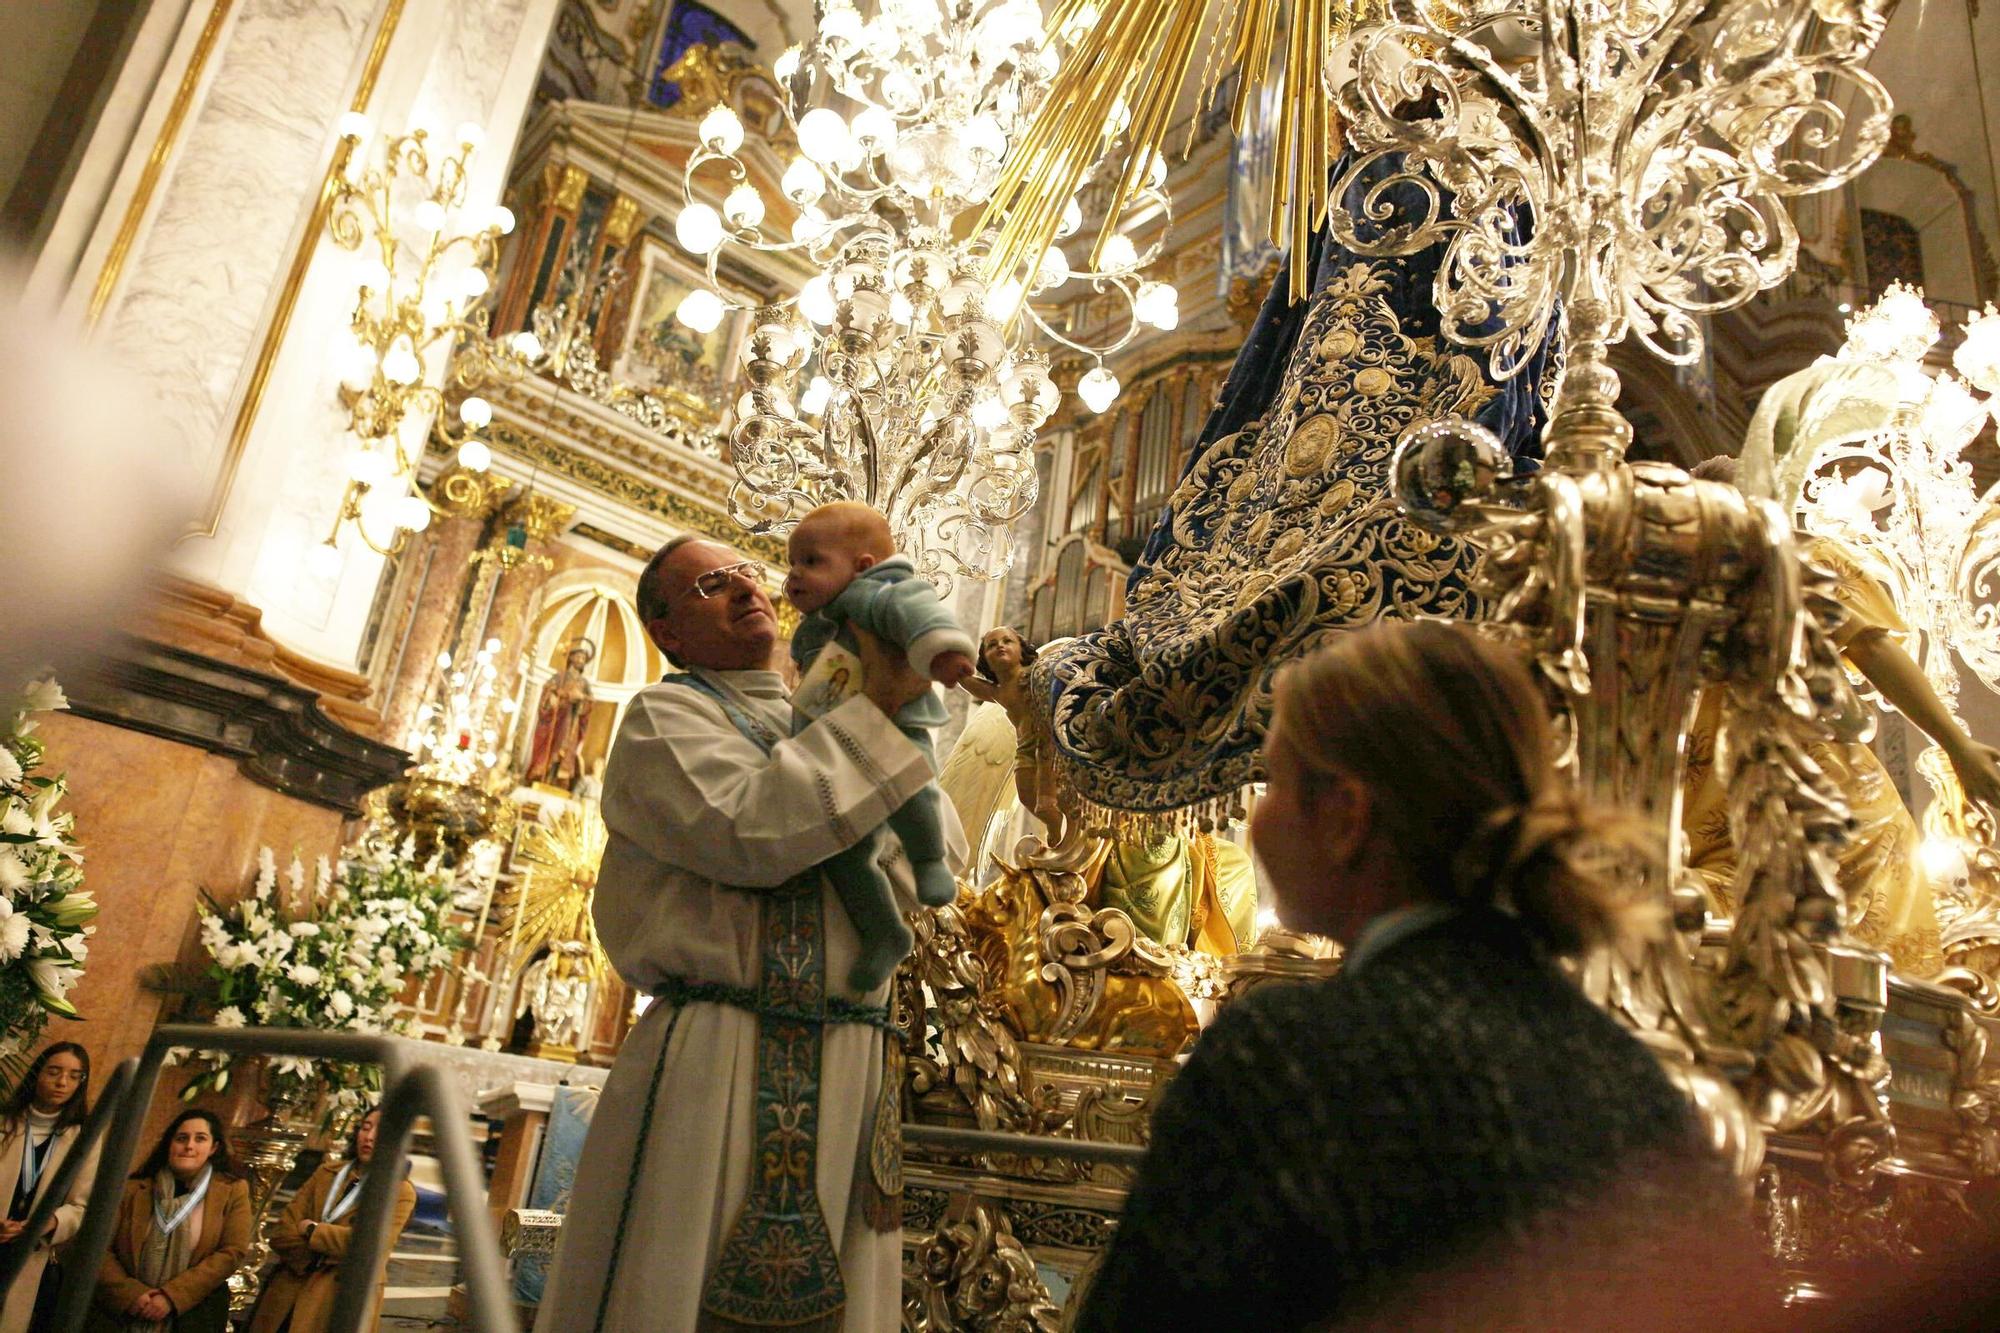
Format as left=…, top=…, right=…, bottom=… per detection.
left=1, top=1041, right=100, bottom=1332
left=246, top=1105, right=414, bottom=1333
left=88, top=1109, right=250, bottom=1332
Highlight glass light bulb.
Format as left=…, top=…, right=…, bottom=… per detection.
left=1137, top=280, right=1179, bottom=329
left=800, top=273, right=837, bottom=325
left=890, top=293, right=914, bottom=325
left=1035, top=247, right=1070, bottom=289
left=456, top=121, right=486, bottom=149
left=797, top=109, right=851, bottom=165
left=336, top=111, right=371, bottom=143
left=852, top=106, right=898, bottom=150
left=456, top=438, right=491, bottom=472
left=509, top=330, right=543, bottom=360
left=724, top=183, right=766, bottom=228
left=1099, top=233, right=1139, bottom=271
left=880, top=69, right=923, bottom=113
left=358, top=488, right=402, bottom=538
left=381, top=340, right=422, bottom=385
left=1057, top=196, right=1083, bottom=238
left=987, top=279, right=1024, bottom=321
left=799, top=376, right=832, bottom=415
left=792, top=207, right=831, bottom=244
left=397, top=495, right=433, bottom=532
left=821, top=4, right=863, bottom=44
left=357, top=257, right=392, bottom=292
left=487, top=204, right=516, bottom=235
left=676, top=202, right=724, bottom=255
left=459, top=395, right=493, bottom=428
left=335, top=339, right=377, bottom=392
left=973, top=394, right=1009, bottom=430
left=413, top=199, right=447, bottom=232
left=782, top=157, right=825, bottom=204
left=774, top=46, right=802, bottom=80
left=963, top=114, right=1006, bottom=161
left=1077, top=365, right=1120, bottom=413
left=699, top=105, right=745, bottom=154
left=308, top=541, right=344, bottom=580
left=677, top=288, right=726, bottom=333
left=457, top=265, right=490, bottom=299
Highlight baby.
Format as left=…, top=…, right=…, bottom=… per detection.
left=784, top=501, right=976, bottom=990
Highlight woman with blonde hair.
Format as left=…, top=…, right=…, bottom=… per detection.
left=1078, top=620, right=1747, bottom=1332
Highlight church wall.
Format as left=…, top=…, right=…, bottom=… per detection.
left=34, top=708, right=349, bottom=1094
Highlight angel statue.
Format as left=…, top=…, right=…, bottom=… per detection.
left=522, top=939, right=593, bottom=1056
left=959, top=627, right=1068, bottom=846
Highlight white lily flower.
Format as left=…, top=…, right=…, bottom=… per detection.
left=0, top=900, right=30, bottom=962
left=214, top=1005, right=246, bottom=1027
left=20, top=679, right=66, bottom=713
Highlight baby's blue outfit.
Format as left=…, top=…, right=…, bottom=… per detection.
left=791, top=556, right=974, bottom=991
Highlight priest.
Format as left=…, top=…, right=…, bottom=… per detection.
left=533, top=534, right=961, bottom=1333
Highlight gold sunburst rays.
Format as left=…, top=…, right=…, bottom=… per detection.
left=983, top=0, right=1389, bottom=304
left=506, top=803, right=610, bottom=983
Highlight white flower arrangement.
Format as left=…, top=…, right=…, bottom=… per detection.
left=0, top=678, right=96, bottom=1063
left=178, top=835, right=465, bottom=1104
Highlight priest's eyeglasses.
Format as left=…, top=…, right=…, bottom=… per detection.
left=672, top=561, right=761, bottom=606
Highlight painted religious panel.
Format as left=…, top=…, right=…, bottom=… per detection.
left=611, top=237, right=749, bottom=426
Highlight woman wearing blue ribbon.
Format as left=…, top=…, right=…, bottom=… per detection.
left=89, top=1110, right=249, bottom=1332
left=0, top=1041, right=98, bottom=1332
left=246, top=1106, right=413, bottom=1333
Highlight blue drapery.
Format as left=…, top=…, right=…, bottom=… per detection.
left=1036, top=157, right=1559, bottom=821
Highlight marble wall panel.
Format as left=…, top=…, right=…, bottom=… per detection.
left=33, top=709, right=348, bottom=1150
left=97, top=0, right=376, bottom=486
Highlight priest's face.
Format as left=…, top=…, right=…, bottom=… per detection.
left=649, top=539, right=779, bottom=670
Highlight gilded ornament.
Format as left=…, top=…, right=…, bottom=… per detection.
left=1316, top=326, right=1361, bottom=362
left=1318, top=479, right=1357, bottom=516
left=1283, top=414, right=1340, bottom=478
left=1353, top=367, right=1394, bottom=397
left=1268, top=527, right=1307, bottom=568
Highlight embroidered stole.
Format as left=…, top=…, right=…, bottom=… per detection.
left=669, top=674, right=848, bottom=1333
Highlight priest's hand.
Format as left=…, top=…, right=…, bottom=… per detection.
left=852, top=626, right=931, bottom=718
left=133, top=1290, right=173, bottom=1321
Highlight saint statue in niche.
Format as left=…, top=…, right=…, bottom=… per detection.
left=527, top=638, right=596, bottom=791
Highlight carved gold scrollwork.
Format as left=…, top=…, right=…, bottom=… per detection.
left=903, top=1197, right=1061, bottom=1333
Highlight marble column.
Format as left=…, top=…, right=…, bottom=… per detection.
left=377, top=468, right=518, bottom=749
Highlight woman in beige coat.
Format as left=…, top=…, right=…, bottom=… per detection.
left=246, top=1107, right=414, bottom=1333
left=89, top=1109, right=251, bottom=1332
left=0, top=1042, right=100, bottom=1333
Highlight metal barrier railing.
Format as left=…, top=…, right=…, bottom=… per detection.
left=7, top=1025, right=517, bottom=1333
left=7, top=1028, right=1149, bottom=1333
left=902, top=1122, right=1149, bottom=1167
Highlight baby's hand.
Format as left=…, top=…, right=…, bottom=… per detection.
left=931, top=650, right=976, bottom=687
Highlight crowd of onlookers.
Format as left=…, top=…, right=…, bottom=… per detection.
left=0, top=1043, right=409, bottom=1333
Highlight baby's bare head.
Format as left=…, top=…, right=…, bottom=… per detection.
left=784, top=502, right=898, bottom=613
left=793, top=501, right=896, bottom=561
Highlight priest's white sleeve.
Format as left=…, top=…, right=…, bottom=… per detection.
left=602, top=686, right=934, bottom=888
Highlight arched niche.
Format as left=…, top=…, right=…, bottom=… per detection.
left=1850, top=116, right=1998, bottom=309
left=516, top=572, right=666, bottom=784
